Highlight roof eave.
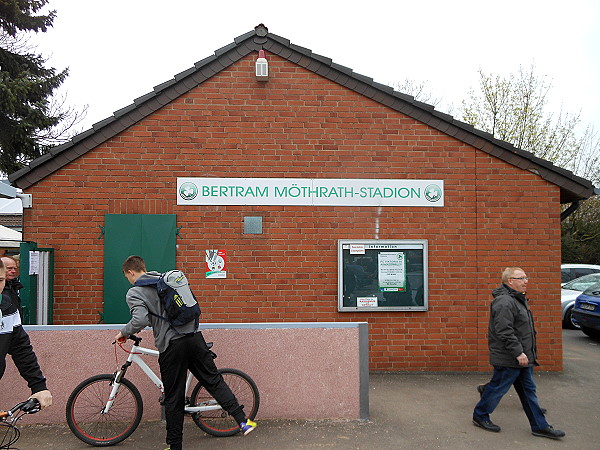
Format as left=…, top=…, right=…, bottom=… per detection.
left=7, top=26, right=596, bottom=204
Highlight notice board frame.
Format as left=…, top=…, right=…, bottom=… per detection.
left=338, top=239, right=428, bottom=312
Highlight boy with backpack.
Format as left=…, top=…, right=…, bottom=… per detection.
left=114, top=255, right=256, bottom=450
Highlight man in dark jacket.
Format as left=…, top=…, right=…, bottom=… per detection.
left=0, top=256, right=52, bottom=408
left=472, top=267, right=564, bottom=439
left=2, top=256, right=24, bottom=314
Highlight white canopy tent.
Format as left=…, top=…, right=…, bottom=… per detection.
left=0, top=198, right=22, bottom=214
left=0, top=224, right=22, bottom=248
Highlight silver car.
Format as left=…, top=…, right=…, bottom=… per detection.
left=561, top=264, right=600, bottom=285
left=561, top=273, right=600, bottom=328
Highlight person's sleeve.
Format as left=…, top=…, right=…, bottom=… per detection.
left=491, top=297, right=523, bottom=357
left=120, top=288, right=151, bottom=338
left=8, top=326, right=48, bottom=395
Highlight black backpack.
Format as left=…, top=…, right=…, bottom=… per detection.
left=134, top=270, right=201, bottom=329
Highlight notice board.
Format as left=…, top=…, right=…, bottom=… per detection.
left=338, top=240, right=428, bottom=312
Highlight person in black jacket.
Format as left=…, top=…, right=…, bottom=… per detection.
left=472, top=267, right=564, bottom=439
left=2, top=255, right=23, bottom=315
left=0, top=256, right=52, bottom=408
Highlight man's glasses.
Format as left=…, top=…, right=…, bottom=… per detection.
left=509, top=276, right=528, bottom=281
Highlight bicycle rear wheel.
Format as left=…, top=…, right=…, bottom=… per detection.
left=190, top=368, right=260, bottom=437
left=66, top=374, right=143, bottom=446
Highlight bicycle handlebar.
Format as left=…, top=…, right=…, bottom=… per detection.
left=112, top=334, right=142, bottom=346
left=20, top=398, right=41, bottom=414
left=128, top=335, right=142, bottom=345
left=0, top=398, right=40, bottom=419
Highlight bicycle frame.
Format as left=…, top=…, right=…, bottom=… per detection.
left=104, top=341, right=222, bottom=415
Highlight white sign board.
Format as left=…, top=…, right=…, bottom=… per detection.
left=29, top=251, right=39, bottom=275
left=177, top=178, right=444, bottom=207
left=357, top=297, right=379, bottom=307
left=378, top=252, right=406, bottom=291
left=350, top=244, right=365, bottom=254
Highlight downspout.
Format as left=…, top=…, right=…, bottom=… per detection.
left=560, top=201, right=580, bottom=222
left=561, top=187, right=600, bottom=222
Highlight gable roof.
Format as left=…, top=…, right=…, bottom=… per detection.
left=8, top=24, right=595, bottom=204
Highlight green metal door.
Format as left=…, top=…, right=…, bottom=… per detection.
left=18, top=242, right=54, bottom=325
left=103, top=214, right=177, bottom=323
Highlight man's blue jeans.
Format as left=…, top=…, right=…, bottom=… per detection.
left=473, top=366, right=549, bottom=431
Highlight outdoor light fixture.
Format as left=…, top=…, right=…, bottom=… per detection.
left=255, top=49, right=268, bottom=81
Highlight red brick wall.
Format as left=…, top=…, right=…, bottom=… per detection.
left=22, top=52, right=563, bottom=371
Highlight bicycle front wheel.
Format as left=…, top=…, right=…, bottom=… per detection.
left=190, top=368, right=260, bottom=437
left=66, top=374, right=143, bottom=446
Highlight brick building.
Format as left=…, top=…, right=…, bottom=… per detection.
left=8, top=25, right=595, bottom=371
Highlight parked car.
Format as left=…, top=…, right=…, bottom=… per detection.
left=572, top=281, right=600, bottom=339
left=561, top=264, right=600, bottom=285
left=561, top=274, right=600, bottom=328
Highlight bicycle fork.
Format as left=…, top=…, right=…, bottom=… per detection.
left=102, top=347, right=164, bottom=414
left=101, top=361, right=132, bottom=414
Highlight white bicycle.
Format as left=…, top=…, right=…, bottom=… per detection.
left=65, top=334, right=259, bottom=446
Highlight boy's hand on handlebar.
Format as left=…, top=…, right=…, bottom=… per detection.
left=114, top=331, right=127, bottom=343
left=30, top=390, right=52, bottom=408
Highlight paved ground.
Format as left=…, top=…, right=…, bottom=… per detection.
left=12, top=329, right=599, bottom=449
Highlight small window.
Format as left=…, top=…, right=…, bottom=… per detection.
left=338, top=240, right=428, bottom=312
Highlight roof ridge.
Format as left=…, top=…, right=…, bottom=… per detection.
left=8, top=25, right=595, bottom=203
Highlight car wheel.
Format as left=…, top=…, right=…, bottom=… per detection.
left=581, top=326, right=600, bottom=340
left=563, top=307, right=581, bottom=329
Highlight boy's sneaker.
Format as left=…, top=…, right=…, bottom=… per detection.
left=240, top=419, right=257, bottom=436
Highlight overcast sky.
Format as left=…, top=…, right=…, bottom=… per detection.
left=32, top=0, right=600, bottom=135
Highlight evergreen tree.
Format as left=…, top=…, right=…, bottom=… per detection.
left=0, top=0, right=68, bottom=175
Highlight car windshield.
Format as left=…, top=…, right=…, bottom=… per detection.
left=563, top=274, right=600, bottom=291
left=582, top=281, right=600, bottom=297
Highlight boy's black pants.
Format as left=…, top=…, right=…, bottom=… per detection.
left=158, top=332, right=245, bottom=449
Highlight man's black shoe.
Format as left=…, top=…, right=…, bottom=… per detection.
left=532, top=426, right=565, bottom=439
left=472, top=417, right=501, bottom=432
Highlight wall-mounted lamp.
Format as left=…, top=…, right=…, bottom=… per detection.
left=255, top=49, right=268, bottom=82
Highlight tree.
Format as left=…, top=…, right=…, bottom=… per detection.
left=458, top=64, right=600, bottom=264
left=570, top=125, right=600, bottom=185
left=459, top=65, right=587, bottom=170
left=562, top=197, right=600, bottom=265
left=396, top=78, right=443, bottom=107
left=0, top=0, right=73, bottom=175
